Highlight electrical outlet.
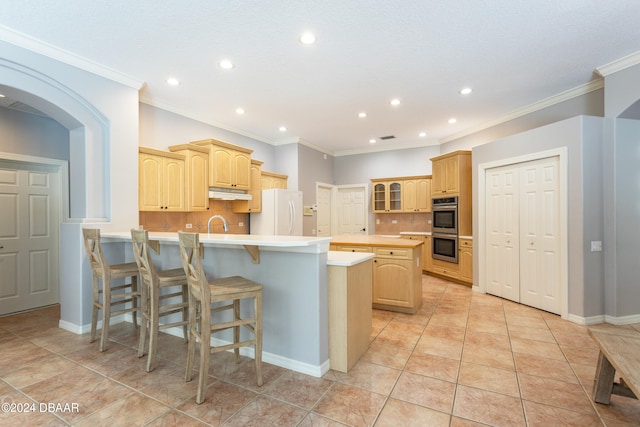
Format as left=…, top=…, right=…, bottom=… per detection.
left=428, top=220, right=432, bottom=224
left=391, top=220, right=398, bottom=224
left=238, top=222, right=244, bottom=226
left=376, top=219, right=380, bottom=225
left=185, top=223, right=192, bottom=229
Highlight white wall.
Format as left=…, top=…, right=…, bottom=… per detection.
left=0, top=107, right=70, bottom=159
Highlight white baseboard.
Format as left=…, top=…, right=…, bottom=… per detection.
left=566, top=313, right=640, bottom=326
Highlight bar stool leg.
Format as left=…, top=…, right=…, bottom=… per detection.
left=99, top=272, right=112, bottom=352
left=90, top=275, right=99, bottom=344
left=255, top=292, right=263, bottom=387
left=137, top=280, right=149, bottom=358
left=196, top=306, right=211, bottom=404
left=146, top=286, right=161, bottom=372
left=233, top=300, right=240, bottom=362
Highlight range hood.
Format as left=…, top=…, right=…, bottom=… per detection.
left=208, top=187, right=252, bottom=201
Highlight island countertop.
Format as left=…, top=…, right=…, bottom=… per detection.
left=331, top=234, right=423, bottom=248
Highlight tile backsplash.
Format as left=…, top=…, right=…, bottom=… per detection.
left=139, top=200, right=249, bottom=234
left=374, top=212, right=432, bottom=235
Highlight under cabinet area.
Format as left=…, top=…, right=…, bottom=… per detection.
left=138, top=147, right=185, bottom=211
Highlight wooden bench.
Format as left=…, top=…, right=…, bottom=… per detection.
left=588, top=325, right=640, bottom=404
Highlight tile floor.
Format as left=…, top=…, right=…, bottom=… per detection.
left=1, top=275, right=640, bottom=426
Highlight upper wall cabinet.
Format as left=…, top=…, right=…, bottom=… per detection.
left=190, top=138, right=252, bottom=190
left=371, top=179, right=403, bottom=213
left=261, top=171, right=288, bottom=189
left=139, top=147, right=185, bottom=211
left=168, top=144, right=210, bottom=211
left=431, top=150, right=471, bottom=196
left=403, top=176, right=432, bottom=212
left=233, top=159, right=263, bottom=213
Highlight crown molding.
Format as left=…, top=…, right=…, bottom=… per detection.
left=595, top=50, right=640, bottom=77
left=0, top=25, right=144, bottom=90
left=439, top=79, right=604, bottom=144
left=139, top=95, right=275, bottom=145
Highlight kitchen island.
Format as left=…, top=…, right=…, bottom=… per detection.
left=101, top=231, right=332, bottom=377
left=330, top=235, right=423, bottom=314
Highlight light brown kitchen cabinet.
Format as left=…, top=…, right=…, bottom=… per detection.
left=431, top=150, right=471, bottom=196
left=261, top=171, right=288, bottom=189
left=459, top=238, right=473, bottom=284
left=168, top=144, right=210, bottom=211
left=371, top=179, right=403, bottom=213
left=138, top=147, right=185, bottom=212
left=403, top=176, right=432, bottom=212
left=402, top=234, right=431, bottom=272
left=431, top=257, right=460, bottom=279
left=372, top=247, right=422, bottom=313
left=331, top=240, right=422, bottom=314
left=191, top=138, right=252, bottom=190
left=233, top=159, right=263, bottom=213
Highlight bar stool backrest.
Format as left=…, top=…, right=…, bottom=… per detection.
left=131, top=228, right=158, bottom=289
left=83, top=228, right=107, bottom=275
left=178, top=232, right=209, bottom=302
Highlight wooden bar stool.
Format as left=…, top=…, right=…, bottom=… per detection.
left=131, top=229, right=189, bottom=372
left=178, top=231, right=263, bottom=404
left=82, top=228, right=140, bottom=352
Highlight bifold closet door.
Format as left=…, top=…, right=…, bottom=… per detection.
left=485, top=156, right=561, bottom=315
left=486, top=164, right=520, bottom=302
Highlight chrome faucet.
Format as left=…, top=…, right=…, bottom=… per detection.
left=207, top=214, right=229, bottom=233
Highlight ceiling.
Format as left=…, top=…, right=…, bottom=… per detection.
left=1, top=1, right=640, bottom=156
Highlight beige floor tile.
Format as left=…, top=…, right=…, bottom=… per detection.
left=297, top=412, right=349, bottom=426
left=508, top=324, right=557, bottom=343
left=223, top=359, right=287, bottom=393
left=422, top=323, right=466, bottom=342
left=513, top=353, right=579, bottom=384
left=450, top=416, right=493, bottom=426
left=464, top=330, right=512, bottom=352
left=405, top=352, right=460, bottom=382
left=221, top=395, right=307, bottom=427
left=313, top=383, right=386, bottom=426
left=375, top=397, right=451, bottom=427
left=415, top=335, right=464, bottom=360
left=461, top=342, right=515, bottom=371
left=458, top=362, right=520, bottom=398
left=391, top=371, right=456, bottom=413
left=264, top=371, right=333, bottom=410
left=453, top=385, right=526, bottom=427
left=522, top=400, right=603, bottom=427
left=466, top=317, right=509, bottom=336
left=510, top=337, right=566, bottom=361
left=338, top=360, right=401, bottom=395
left=561, top=344, right=601, bottom=366
left=176, top=380, right=258, bottom=424
left=2, top=354, right=78, bottom=389
left=518, top=372, right=596, bottom=415
left=145, top=409, right=209, bottom=426
left=373, top=328, right=421, bottom=351
left=72, top=392, right=170, bottom=427
left=358, top=341, right=412, bottom=370
left=593, top=393, right=640, bottom=425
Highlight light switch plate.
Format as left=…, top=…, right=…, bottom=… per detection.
left=590, top=241, right=602, bottom=252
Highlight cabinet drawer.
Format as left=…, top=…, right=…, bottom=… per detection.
left=374, top=247, right=411, bottom=259
left=431, top=258, right=460, bottom=278
left=459, top=239, right=472, bottom=248
left=332, top=245, right=373, bottom=253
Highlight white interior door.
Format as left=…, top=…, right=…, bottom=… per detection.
left=484, top=156, right=561, bottom=315
left=519, top=157, right=560, bottom=314
left=316, top=184, right=332, bottom=237
left=337, top=185, right=367, bottom=234
left=486, top=165, right=520, bottom=302
left=0, top=161, right=59, bottom=315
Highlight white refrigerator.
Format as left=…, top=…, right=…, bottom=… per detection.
left=250, top=189, right=303, bottom=236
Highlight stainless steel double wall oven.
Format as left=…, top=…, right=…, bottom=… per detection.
left=432, top=196, right=458, bottom=263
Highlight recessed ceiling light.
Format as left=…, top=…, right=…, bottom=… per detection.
left=166, top=78, right=181, bottom=86
left=358, top=112, right=367, bottom=118
left=369, top=139, right=376, bottom=144
left=279, top=126, right=287, bottom=132
left=219, top=59, right=234, bottom=69
left=300, top=32, right=316, bottom=45
left=419, top=132, right=427, bottom=138
left=235, top=107, right=245, bottom=115
left=460, top=87, right=472, bottom=95
left=448, top=118, right=457, bottom=124
left=390, top=98, right=401, bottom=106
